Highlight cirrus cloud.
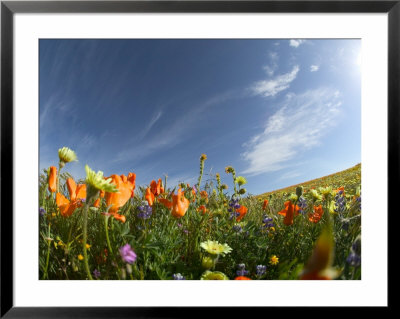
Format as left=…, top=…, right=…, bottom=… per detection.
left=241, top=88, right=342, bottom=176
left=251, top=65, right=300, bottom=98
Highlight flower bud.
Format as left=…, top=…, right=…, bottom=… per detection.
left=296, top=186, right=303, bottom=197
left=121, top=268, right=126, bottom=280
left=202, top=256, right=214, bottom=269
left=126, top=263, right=132, bottom=275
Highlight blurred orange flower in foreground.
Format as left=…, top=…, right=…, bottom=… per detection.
left=299, top=228, right=338, bottom=280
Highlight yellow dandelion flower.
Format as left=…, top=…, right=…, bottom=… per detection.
left=270, top=255, right=279, bottom=265
left=200, top=154, right=207, bottom=161
left=78, top=254, right=84, bottom=261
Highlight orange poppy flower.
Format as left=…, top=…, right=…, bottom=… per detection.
left=309, top=205, right=324, bottom=223
left=56, top=193, right=78, bottom=217
left=105, top=174, right=135, bottom=213
left=150, top=178, right=163, bottom=197
left=278, top=201, right=300, bottom=226
left=112, top=213, right=126, bottom=223
left=234, top=276, right=251, bottom=280
left=336, top=186, right=345, bottom=196
left=127, top=173, right=136, bottom=198
left=197, top=205, right=207, bottom=215
left=236, top=205, right=248, bottom=222
left=93, top=190, right=105, bottom=208
left=200, top=191, right=208, bottom=198
left=145, top=187, right=155, bottom=206
left=55, top=178, right=86, bottom=217
left=262, top=199, right=269, bottom=210
left=66, top=178, right=86, bottom=202
left=102, top=212, right=126, bottom=223
left=171, top=188, right=190, bottom=218
left=159, top=198, right=173, bottom=209
left=93, top=198, right=101, bottom=208
left=48, top=166, right=57, bottom=193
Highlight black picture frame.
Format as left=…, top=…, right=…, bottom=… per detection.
left=1, top=0, right=395, bottom=317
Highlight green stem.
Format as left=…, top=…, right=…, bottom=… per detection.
left=104, top=215, right=113, bottom=255
left=56, top=165, right=61, bottom=193
left=232, top=172, right=238, bottom=195
left=42, top=223, right=51, bottom=280
left=82, top=203, right=93, bottom=280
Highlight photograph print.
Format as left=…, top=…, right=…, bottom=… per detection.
left=39, top=39, right=361, bottom=280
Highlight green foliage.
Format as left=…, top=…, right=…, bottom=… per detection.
left=39, top=162, right=361, bottom=280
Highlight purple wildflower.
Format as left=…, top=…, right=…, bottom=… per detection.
left=173, top=273, right=186, bottom=280
left=119, top=243, right=137, bottom=264
left=93, top=269, right=101, bottom=279
left=256, top=265, right=267, bottom=277
left=334, top=192, right=346, bottom=213
left=137, top=204, right=152, bottom=219
left=236, top=263, right=249, bottom=276
left=297, top=196, right=307, bottom=214
left=261, top=215, right=274, bottom=231
left=39, top=207, right=46, bottom=216
left=346, top=252, right=361, bottom=267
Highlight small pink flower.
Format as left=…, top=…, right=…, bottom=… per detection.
left=119, top=243, right=137, bottom=264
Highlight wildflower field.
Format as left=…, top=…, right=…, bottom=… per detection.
left=39, top=147, right=361, bottom=280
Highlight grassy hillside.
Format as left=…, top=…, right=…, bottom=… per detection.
left=257, top=163, right=361, bottom=198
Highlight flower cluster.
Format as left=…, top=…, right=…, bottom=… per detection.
left=256, top=265, right=267, bottom=277
left=334, top=190, right=346, bottom=213
left=173, top=273, right=186, bottom=280
left=346, top=236, right=361, bottom=267
left=236, top=263, right=249, bottom=277
left=297, top=196, right=307, bottom=214
left=137, top=203, right=152, bottom=219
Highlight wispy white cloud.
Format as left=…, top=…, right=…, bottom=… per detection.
left=241, top=88, right=342, bottom=176
left=112, top=91, right=237, bottom=165
left=137, top=110, right=163, bottom=140
left=40, top=95, right=72, bottom=129
left=263, top=51, right=279, bottom=77
left=310, top=65, right=320, bottom=72
left=251, top=65, right=300, bottom=97
left=289, top=39, right=305, bottom=48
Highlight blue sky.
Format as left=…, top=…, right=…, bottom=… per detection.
left=39, top=39, right=361, bottom=195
